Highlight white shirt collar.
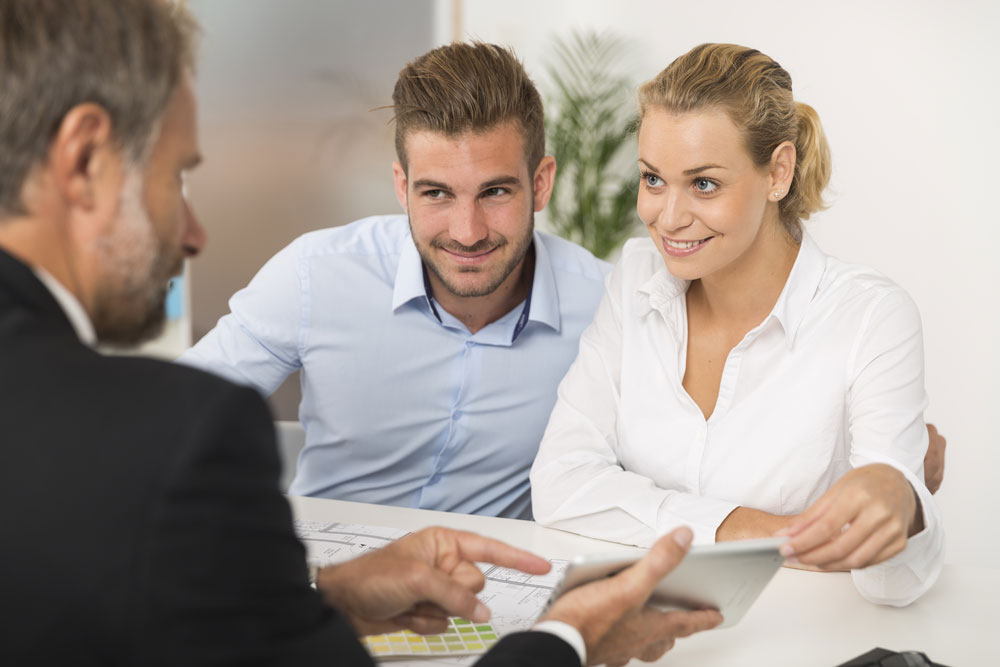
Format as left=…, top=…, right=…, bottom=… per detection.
left=32, top=266, right=97, bottom=346
left=768, top=231, right=827, bottom=346
left=635, top=230, right=828, bottom=347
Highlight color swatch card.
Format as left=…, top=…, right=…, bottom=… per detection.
left=362, top=617, right=499, bottom=660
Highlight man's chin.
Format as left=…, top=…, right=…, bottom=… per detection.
left=434, top=271, right=506, bottom=298
left=93, top=290, right=169, bottom=348
left=96, top=313, right=166, bottom=348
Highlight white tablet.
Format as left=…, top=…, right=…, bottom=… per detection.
left=545, top=537, right=786, bottom=628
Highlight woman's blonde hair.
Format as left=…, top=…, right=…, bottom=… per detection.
left=638, top=44, right=831, bottom=239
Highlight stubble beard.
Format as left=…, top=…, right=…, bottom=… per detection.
left=90, top=168, right=182, bottom=346
left=415, top=212, right=535, bottom=299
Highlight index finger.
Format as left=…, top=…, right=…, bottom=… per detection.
left=447, top=530, right=552, bottom=575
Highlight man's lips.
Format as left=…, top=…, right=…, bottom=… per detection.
left=437, top=243, right=501, bottom=264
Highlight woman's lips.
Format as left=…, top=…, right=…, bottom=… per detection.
left=662, top=236, right=712, bottom=257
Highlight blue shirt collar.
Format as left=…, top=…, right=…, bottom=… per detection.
left=391, top=232, right=429, bottom=312
left=526, top=229, right=561, bottom=333
left=390, top=229, right=562, bottom=340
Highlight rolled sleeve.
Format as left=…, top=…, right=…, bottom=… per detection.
left=847, top=289, right=944, bottom=605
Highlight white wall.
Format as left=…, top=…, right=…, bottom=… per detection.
left=464, top=0, right=1000, bottom=568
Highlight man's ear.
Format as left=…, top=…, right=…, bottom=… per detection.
left=392, top=161, right=409, bottom=214
left=531, top=156, right=557, bottom=212
left=47, top=103, right=122, bottom=216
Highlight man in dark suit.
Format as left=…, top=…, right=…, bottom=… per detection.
left=0, top=2, right=720, bottom=665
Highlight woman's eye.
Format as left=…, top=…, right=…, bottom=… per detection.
left=694, top=178, right=718, bottom=193
left=643, top=172, right=664, bottom=187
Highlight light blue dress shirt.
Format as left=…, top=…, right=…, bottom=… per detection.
left=179, top=215, right=609, bottom=519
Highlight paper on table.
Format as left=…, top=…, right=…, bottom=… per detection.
left=295, top=519, right=410, bottom=565
left=294, top=519, right=568, bottom=666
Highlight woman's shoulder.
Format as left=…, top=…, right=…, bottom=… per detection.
left=621, top=235, right=659, bottom=258
left=810, top=247, right=922, bottom=336
left=819, top=255, right=916, bottom=308
left=600, top=237, right=688, bottom=315
left=616, top=236, right=666, bottom=280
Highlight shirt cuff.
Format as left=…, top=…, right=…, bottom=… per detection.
left=532, top=620, right=586, bottom=666
left=654, top=494, right=739, bottom=545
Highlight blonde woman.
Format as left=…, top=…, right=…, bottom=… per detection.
left=531, top=44, right=943, bottom=606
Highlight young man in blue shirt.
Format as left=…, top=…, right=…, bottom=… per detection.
left=180, top=43, right=610, bottom=519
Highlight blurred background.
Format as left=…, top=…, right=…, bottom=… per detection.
left=150, top=0, right=996, bottom=570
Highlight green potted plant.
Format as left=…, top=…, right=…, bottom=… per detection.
left=544, top=31, right=640, bottom=260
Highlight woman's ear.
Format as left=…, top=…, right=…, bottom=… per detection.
left=769, top=141, right=796, bottom=200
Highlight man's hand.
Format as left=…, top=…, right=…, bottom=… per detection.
left=316, top=526, right=550, bottom=636
left=924, top=423, right=946, bottom=494
left=777, top=464, right=922, bottom=571
left=541, top=527, right=723, bottom=666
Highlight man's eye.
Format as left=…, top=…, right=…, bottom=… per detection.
left=483, top=187, right=508, bottom=197
left=423, top=189, right=446, bottom=199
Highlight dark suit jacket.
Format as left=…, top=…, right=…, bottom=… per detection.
left=0, top=248, right=577, bottom=666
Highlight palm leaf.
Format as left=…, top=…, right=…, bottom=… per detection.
left=544, top=31, right=639, bottom=258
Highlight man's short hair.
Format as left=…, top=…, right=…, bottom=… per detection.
left=392, top=42, right=545, bottom=175
left=0, top=0, right=197, bottom=216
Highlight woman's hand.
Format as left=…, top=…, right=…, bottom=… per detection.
left=716, top=506, right=796, bottom=542
left=776, top=464, right=923, bottom=570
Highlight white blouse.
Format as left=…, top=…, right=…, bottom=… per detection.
left=531, top=232, right=944, bottom=606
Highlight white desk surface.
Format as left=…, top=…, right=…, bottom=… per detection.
left=290, top=496, right=990, bottom=666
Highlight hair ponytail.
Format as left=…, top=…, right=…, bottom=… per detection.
left=781, top=102, right=831, bottom=229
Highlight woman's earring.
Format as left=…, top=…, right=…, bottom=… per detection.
left=774, top=190, right=783, bottom=200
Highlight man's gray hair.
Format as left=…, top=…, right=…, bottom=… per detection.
left=0, top=0, right=197, bottom=216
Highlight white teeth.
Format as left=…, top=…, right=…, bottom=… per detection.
left=665, top=238, right=705, bottom=250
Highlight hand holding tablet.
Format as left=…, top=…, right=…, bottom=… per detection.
left=538, top=527, right=724, bottom=666
left=546, top=536, right=786, bottom=628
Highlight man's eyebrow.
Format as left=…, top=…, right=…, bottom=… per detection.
left=480, top=176, right=520, bottom=190
left=412, top=179, right=450, bottom=190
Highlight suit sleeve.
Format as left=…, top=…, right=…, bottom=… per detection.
left=135, top=382, right=373, bottom=666
left=474, top=632, right=580, bottom=667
